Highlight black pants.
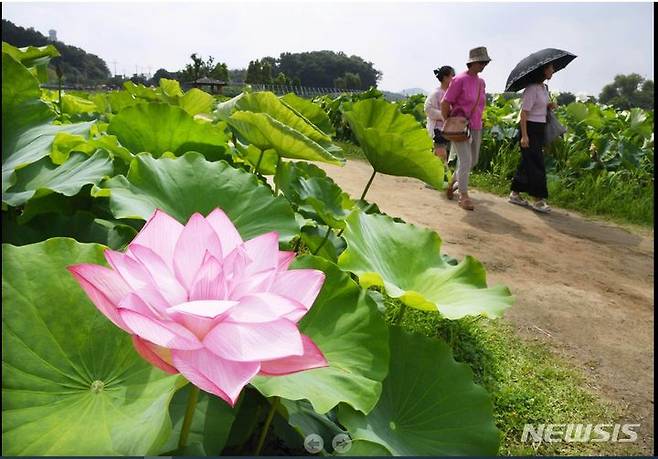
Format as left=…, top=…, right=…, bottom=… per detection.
left=510, top=121, right=548, bottom=199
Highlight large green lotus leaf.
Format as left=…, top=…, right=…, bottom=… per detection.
left=159, top=385, right=236, bottom=456
left=159, top=78, right=184, bottom=98
left=343, top=98, right=443, bottom=188
left=338, top=212, right=514, bottom=319
left=214, top=93, right=244, bottom=121
left=2, top=210, right=137, bottom=250
left=123, top=81, right=162, bottom=101
left=3, top=121, right=93, bottom=193
left=2, top=55, right=92, bottom=193
left=62, top=93, right=98, bottom=115
left=335, top=440, right=392, bottom=456
left=227, top=111, right=342, bottom=165
left=281, top=93, right=335, bottom=136
left=51, top=132, right=133, bottom=165
left=338, top=327, right=500, bottom=456
left=2, top=239, right=185, bottom=455
left=3, top=150, right=113, bottom=207
left=180, top=88, right=215, bottom=116
left=2, top=56, right=52, bottom=190
left=235, top=143, right=279, bottom=176
left=107, top=103, right=228, bottom=159
left=251, top=255, right=389, bottom=414
left=107, top=91, right=139, bottom=114
left=565, top=102, right=589, bottom=123
left=279, top=399, right=345, bottom=455
left=2, top=42, right=59, bottom=83
left=95, top=152, right=298, bottom=243
left=236, top=92, right=330, bottom=144
left=301, top=225, right=345, bottom=262
left=275, top=161, right=354, bottom=229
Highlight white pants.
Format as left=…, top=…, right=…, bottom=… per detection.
left=451, top=129, right=482, bottom=194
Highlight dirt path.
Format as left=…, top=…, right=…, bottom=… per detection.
left=320, top=160, right=654, bottom=454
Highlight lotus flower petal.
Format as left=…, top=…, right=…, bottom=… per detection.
left=259, top=335, right=328, bottom=375
left=67, top=264, right=131, bottom=332
left=226, top=293, right=306, bottom=323
left=174, top=213, right=223, bottom=291
left=128, top=244, right=187, bottom=305
left=189, top=254, right=226, bottom=301
left=129, top=209, right=183, bottom=269
left=204, top=319, right=304, bottom=362
left=206, top=208, right=243, bottom=255
left=172, top=348, right=260, bottom=406
left=167, top=300, right=239, bottom=318
left=68, top=208, right=327, bottom=405
left=119, top=308, right=202, bottom=350
left=132, top=336, right=178, bottom=374
left=277, top=251, right=296, bottom=270
left=269, top=269, right=325, bottom=310
left=243, top=232, right=281, bottom=275
left=104, top=249, right=153, bottom=291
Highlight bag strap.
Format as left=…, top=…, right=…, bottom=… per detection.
left=468, top=81, right=484, bottom=119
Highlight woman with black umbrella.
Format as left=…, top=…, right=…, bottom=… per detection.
left=505, top=48, right=577, bottom=214
left=508, top=63, right=557, bottom=213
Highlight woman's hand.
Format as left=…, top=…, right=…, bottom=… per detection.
left=547, top=102, right=557, bottom=110
left=520, top=135, right=530, bottom=148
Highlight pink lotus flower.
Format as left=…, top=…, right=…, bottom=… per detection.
left=68, top=208, right=328, bottom=406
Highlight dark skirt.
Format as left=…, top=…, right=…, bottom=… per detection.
left=510, top=121, right=548, bottom=199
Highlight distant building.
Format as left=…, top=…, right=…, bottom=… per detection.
left=187, top=77, right=227, bottom=94
left=48, top=29, right=57, bottom=42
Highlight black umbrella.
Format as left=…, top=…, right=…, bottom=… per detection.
left=505, top=48, right=577, bottom=92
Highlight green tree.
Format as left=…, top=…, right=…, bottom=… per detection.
left=599, top=73, right=654, bottom=110
left=261, top=62, right=273, bottom=84
left=273, top=72, right=289, bottom=85
left=151, top=68, right=177, bottom=86
left=556, top=92, right=576, bottom=106
left=265, top=50, right=381, bottom=88
left=210, top=62, right=229, bottom=82
left=334, top=76, right=347, bottom=90
left=245, top=60, right=259, bottom=84
left=344, top=72, right=362, bottom=89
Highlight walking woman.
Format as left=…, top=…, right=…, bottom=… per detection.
left=440, top=47, right=490, bottom=210
left=508, top=63, right=557, bottom=213
left=424, top=66, right=455, bottom=162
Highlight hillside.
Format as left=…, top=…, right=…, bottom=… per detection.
left=1, top=19, right=110, bottom=83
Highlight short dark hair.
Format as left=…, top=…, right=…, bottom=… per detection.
left=531, top=64, right=550, bottom=84
left=433, top=65, right=455, bottom=82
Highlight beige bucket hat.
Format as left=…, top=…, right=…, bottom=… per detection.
left=467, top=46, right=492, bottom=64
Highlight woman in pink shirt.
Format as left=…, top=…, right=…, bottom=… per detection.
left=508, top=63, right=557, bottom=213
left=440, top=47, right=490, bottom=211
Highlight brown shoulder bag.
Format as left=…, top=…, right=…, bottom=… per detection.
left=441, top=81, right=483, bottom=142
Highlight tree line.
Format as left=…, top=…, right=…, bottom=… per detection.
left=2, top=19, right=653, bottom=108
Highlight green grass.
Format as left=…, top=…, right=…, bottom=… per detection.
left=470, top=171, right=654, bottom=227
left=380, top=295, right=644, bottom=456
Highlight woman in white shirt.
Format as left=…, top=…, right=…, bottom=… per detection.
left=508, top=63, right=557, bottom=213
left=424, top=66, right=455, bottom=162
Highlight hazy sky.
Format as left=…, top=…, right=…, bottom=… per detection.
left=3, top=1, right=654, bottom=95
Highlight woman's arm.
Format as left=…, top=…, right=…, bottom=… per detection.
left=424, top=92, right=443, bottom=120
left=520, top=86, right=535, bottom=148
left=440, top=100, right=451, bottom=123
left=520, top=110, right=530, bottom=148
